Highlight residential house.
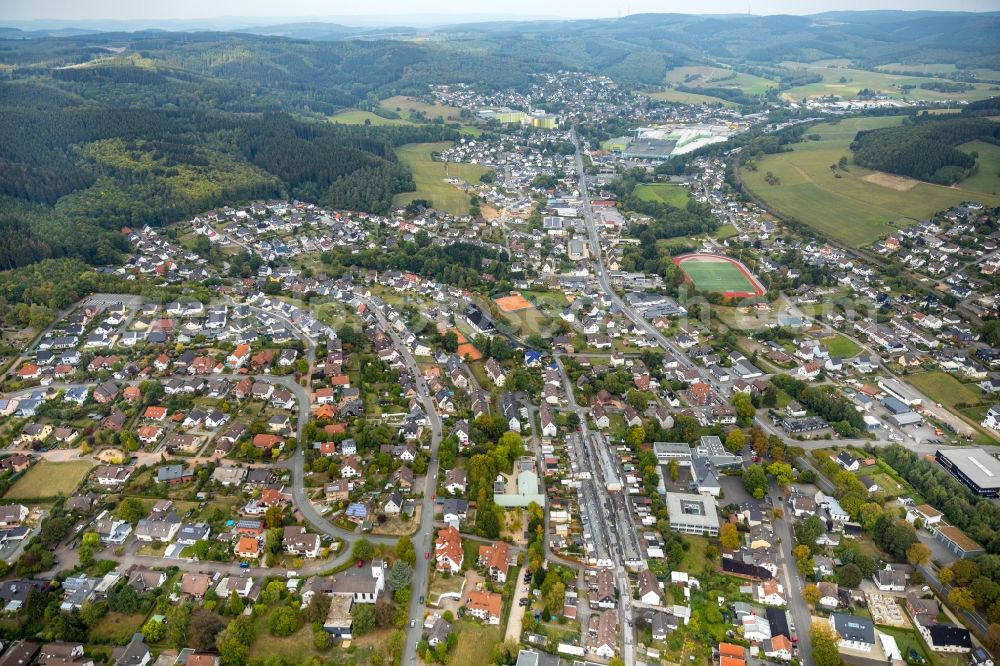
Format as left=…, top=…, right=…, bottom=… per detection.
left=434, top=526, right=463, bottom=574
left=465, top=590, right=502, bottom=625
left=478, top=541, right=509, bottom=583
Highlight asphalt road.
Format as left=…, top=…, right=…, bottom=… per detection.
left=354, top=298, right=444, bottom=666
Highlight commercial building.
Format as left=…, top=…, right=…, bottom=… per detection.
left=665, top=492, right=719, bottom=536
left=935, top=448, right=1000, bottom=497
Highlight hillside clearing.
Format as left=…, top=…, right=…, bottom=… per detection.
left=392, top=142, right=490, bottom=216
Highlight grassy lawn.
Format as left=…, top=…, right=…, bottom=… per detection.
left=392, top=142, right=490, bottom=216
left=250, top=622, right=332, bottom=663
left=740, top=117, right=1000, bottom=247
left=451, top=621, right=501, bottom=665
left=877, top=625, right=935, bottom=666
left=644, top=89, right=738, bottom=108
left=91, top=612, right=146, bottom=643
left=821, top=334, right=861, bottom=358
left=958, top=140, right=1000, bottom=196
left=379, top=95, right=463, bottom=122
left=634, top=182, right=691, bottom=208
left=328, top=109, right=413, bottom=126
left=716, top=224, right=738, bottom=240
left=522, top=289, right=569, bottom=310
left=5, top=459, right=93, bottom=499
left=499, top=306, right=549, bottom=337
left=679, top=534, right=710, bottom=574
left=429, top=572, right=467, bottom=603
left=371, top=506, right=420, bottom=536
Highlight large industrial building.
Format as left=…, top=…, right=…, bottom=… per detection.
left=935, top=448, right=1000, bottom=498
left=610, top=124, right=733, bottom=160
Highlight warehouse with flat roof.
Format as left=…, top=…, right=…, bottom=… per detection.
left=935, top=448, right=1000, bottom=498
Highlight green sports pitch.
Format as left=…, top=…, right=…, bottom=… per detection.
left=674, top=254, right=765, bottom=298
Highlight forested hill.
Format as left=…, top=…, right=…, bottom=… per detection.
left=850, top=111, right=1000, bottom=184
left=436, top=11, right=1000, bottom=84
left=0, top=31, right=523, bottom=271
left=1, top=31, right=541, bottom=115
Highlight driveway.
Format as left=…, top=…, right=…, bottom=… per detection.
left=505, top=577, right=530, bottom=643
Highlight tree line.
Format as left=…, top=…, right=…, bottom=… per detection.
left=878, top=444, right=1000, bottom=554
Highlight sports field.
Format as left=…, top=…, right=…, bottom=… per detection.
left=740, top=117, right=1000, bottom=247
left=450, top=328, right=482, bottom=361
left=495, top=292, right=533, bottom=312
left=392, top=142, right=491, bottom=216
left=634, top=182, right=691, bottom=208
left=674, top=254, right=765, bottom=298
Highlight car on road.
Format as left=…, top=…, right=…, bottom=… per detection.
left=419, top=595, right=424, bottom=604
left=519, top=598, right=530, bottom=606
left=410, top=619, right=415, bottom=628
left=424, top=552, right=430, bottom=559
left=239, top=561, right=250, bottom=568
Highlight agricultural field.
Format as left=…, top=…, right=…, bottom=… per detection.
left=665, top=65, right=776, bottom=95
left=379, top=95, right=463, bottom=122
left=634, top=182, right=691, bottom=208
left=5, top=459, right=93, bottom=499
left=876, top=62, right=957, bottom=75
left=876, top=63, right=1000, bottom=83
left=958, top=140, right=1000, bottom=196
left=969, top=68, right=1000, bottom=83
left=675, top=254, right=764, bottom=297
left=779, top=63, right=999, bottom=102
left=328, top=109, right=414, bottom=126
left=392, top=142, right=491, bottom=216
left=644, top=89, right=737, bottom=108
left=906, top=371, right=983, bottom=409
left=740, top=117, right=1000, bottom=247
left=906, top=371, right=999, bottom=443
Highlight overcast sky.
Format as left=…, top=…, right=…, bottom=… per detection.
left=1, top=0, right=997, bottom=23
